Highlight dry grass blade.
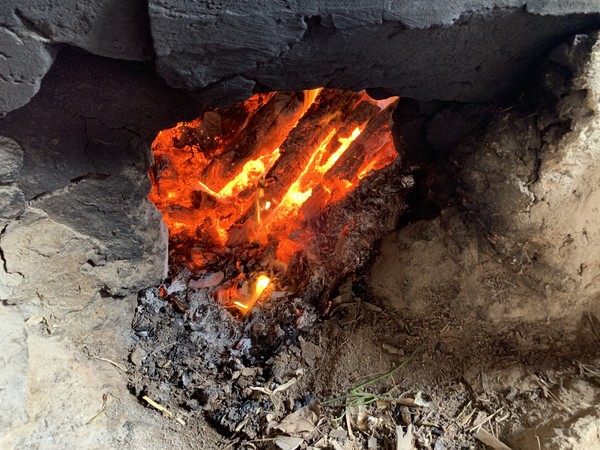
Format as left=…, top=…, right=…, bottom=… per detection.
left=143, top=395, right=186, bottom=425
left=528, top=371, right=573, bottom=414
left=86, top=392, right=110, bottom=425
left=578, top=361, right=600, bottom=378
left=468, top=407, right=503, bottom=432
left=586, top=312, right=600, bottom=343
left=94, top=356, right=127, bottom=372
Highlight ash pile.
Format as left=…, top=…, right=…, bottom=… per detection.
left=127, top=87, right=417, bottom=438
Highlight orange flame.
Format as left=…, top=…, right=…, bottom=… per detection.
left=148, top=89, right=397, bottom=313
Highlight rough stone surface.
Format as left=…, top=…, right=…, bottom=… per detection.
left=0, top=49, right=202, bottom=302
left=369, top=209, right=556, bottom=321
left=509, top=379, right=600, bottom=449
left=0, top=185, right=26, bottom=220
left=0, top=27, right=55, bottom=116
left=0, top=0, right=151, bottom=115
left=2, top=1, right=600, bottom=115
left=0, top=299, right=208, bottom=450
left=0, top=136, right=23, bottom=183
left=0, top=306, right=29, bottom=431
left=150, top=0, right=600, bottom=102
left=0, top=0, right=151, bottom=61
left=451, top=32, right=600, bottom=308
left=370, top=32, right=600, bottom=322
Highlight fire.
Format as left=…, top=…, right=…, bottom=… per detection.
left=232, top=275, right=271, bottom=311
left=218, top=148, right=281, bottom=198
left=149, top=89, right=398, bottom=314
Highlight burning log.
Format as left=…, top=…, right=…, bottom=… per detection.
left=263, top=89, right=364, bottom=204
left=317, top=99, right=380, bottom=166
left=225, top=90, right=369, bottom=245
left=286, top=161, right=414, bottom=304
left=297, top=101, right=398, bottom=218
left=325, top=101, right=398, bottom=184
left=200, top=90, right=318, bottom=191
left=148, top=88, right=411, bottom=316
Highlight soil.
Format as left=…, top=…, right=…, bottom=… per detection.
left=126, top=260, right=600, bottom=450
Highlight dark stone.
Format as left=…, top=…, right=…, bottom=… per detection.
left=0, top=0, right=152, bottom=61
left=0, top=48, right=203, bottom=294
left=0, top=185, right=26, bottom=220
left=0, top=0, right=152, bottom=115
left=0, top=27, right=55, bottom=115
left=0, top=136, right=24, bottom=183
left=149, top=1, right=600, bottom=102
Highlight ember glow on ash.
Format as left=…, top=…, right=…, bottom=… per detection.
left=149, top=89, right=399, bottom=314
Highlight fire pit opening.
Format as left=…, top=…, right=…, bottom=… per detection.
left=2, top=4, right=600, bottom=448
left=147, top=89, right=411, bottom=316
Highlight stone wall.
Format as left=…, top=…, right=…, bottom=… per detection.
left=1, top=3, right=599, bottom=312
left=0, top=50, right=201, bottom=307
left=2, top=1, right=600, bottom=114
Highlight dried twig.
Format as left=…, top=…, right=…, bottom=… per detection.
left=95, top=357, right=127, bottom=372
left=143, top=395, right=186, bottom=425
left=473, top=427, right=512, bottom=450
left=528, top=371, right=573, bottom=414
left=345, top=409, right=355, bottom=440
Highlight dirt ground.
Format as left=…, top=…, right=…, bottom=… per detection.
left=4, top=248, right=599, bottom=450
left=125, top=235, right=600, bottom=450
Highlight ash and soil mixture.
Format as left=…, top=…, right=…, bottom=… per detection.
left=127, top=34, right=600, bottom=450
left=127, top=262, right=600, bottom=450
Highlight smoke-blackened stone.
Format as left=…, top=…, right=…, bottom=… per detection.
left=0, top=0, right=151, bottom=61
left=0, top=27, right=55, bottom=116
left=0, top=136, right=24, bottom=183
left=149, top=0, right=600, bottom=102
left=0, top=49, right=201, bottom=300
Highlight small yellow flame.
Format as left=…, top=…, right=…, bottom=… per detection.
left=234, top=275, right=271, bottom=314
left=255, top=275, right=270, bottom=294
left=233, top=301, right=249, bottom=310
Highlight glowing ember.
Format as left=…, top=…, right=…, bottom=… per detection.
left=149, top=89, right=399, bottom=313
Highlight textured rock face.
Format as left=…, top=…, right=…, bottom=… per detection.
left=0, top=0, right=152, bottom=115
left=0, top=307, right=29, bottom=431
left=1, top=1, right=600, bottom=115
left=0, top=49, right=202, bottom=304
left=452, top=32, right=600, bottom=308
left=150, top=0, right=600, bottom=102
left=0, top=27, right=55, bottom=115
left=0, top=0, right=152, bottom=60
